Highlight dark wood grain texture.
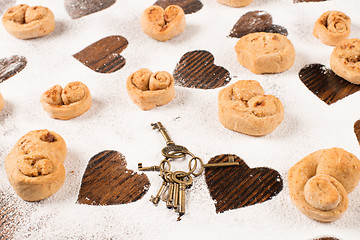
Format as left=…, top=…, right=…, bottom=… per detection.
left=205, top=154, right=283, bottom=213
left=77, top=150, right=150, bottom=205
left=299, top=64, right=360, bottom=105
left=154, top=0, right=203, bottom=14
left=0, top=55, right=27, bottom=83
left=65, top=0, right=116, bottom=19
left=73, top=35, right=128, bottom=74
left=0, top=192, right=22, bottom=239
left=173, top=50, right=231, bottom=89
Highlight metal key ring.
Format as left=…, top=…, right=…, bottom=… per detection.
left=161, top=145, right=188, bottom=159
left=159, top=159, right=171, bottom=172
left=171, top=171, right=193, bottom=186
left=188, top=157, right=204, bottom=177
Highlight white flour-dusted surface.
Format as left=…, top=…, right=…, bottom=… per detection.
left=1, top=0, right=360, bottom=239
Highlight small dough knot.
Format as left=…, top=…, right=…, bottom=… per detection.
left=149, top=71, right=173, bottom=90
left=326, top=12, right=350, bottom=33
left=131, top=68, right=152, bottom=91
left=61, top=82, right=86, bottom=105
left=42, top=85, right=63, bottom=105
left=18, top=154, right=54, bottom=177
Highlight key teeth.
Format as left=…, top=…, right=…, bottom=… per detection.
left=138, top=163, right=143, bottom=170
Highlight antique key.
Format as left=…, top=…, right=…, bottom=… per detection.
left=172, top=171, right=193, bottom=215
left=203, top=155, right=239, bottom=168
left=150, top=175, right=168, bottom=205
left=138, top=159, right=171, bottom=172
left=161, top=173, right=175, bottom=209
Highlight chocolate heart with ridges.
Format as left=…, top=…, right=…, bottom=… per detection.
left=205, top=154, right=283, bottom=213
left=0, top=55, right=27, bottom=83
left=65, top=0, right=116, bottom=19
left=173, top=50, right=231, bottom=89
left=299, top=64, right=360, bottom=105
left=77, top=150, right=150, bottom=205
left=154, top=0, right=203, bottom=14
left=73, top=35, right=128, bottom=74
left=294, top=0, right=327, bottom=3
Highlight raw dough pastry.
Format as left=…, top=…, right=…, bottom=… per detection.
left=5, top=130, right=67, bottom=201
left=218, top=80, right=284, bottom=136
left=127, top=68, right=175, bottom=110
left=330, top=38, right=360, bottom=85
left=235, top=32, right=295, bottom=74
left=140, top=5, right=185, bottom=42
left=0, top=92, right=4, bottom=112
left=217, top=0, right=253, bottom=7
left=2, top=4, right=55, bottom=40
left=313, top=11, right=351, bottom=46
left=40, top=81, right=92, bottom=120
left=288, top=148, right=360, bottom=222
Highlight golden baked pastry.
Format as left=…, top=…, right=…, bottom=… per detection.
left=140, top=5, right=185, bottom=42
left=0, top=92, right=4, bottom=112
left=5, top=130, right=67, bottom=201
left=288, top=148, right=360, bottom=222
left=127, top=68, right=175, bottom=110
left=2, top=4, right=55, bottom=40
left=217, top=0, right=253, bottom=7
left=40, top=81, right=92, bottom=120
left=330, top=38, right=360, bottom=84
left=218, top=80, right=284, bottom=136
left=235, top=32, right=295, bottom=74
left=313, top=11, right=351, bottom=46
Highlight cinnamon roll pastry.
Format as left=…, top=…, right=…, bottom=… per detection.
left=313, top=11, right=351, bottom=46
left=217, top=0, right=253, bottom=7
left=141, top=5, right=186, bottom=42
left=288, top=148, right=360, bottom=222
left=40, top=81, right=92, bottom=120
left=127, top=68, right=175, bottom=110
left=2, top=4, right=55, bottom=40
left=5, top=130, right=67, bottom=201
left=235, top=32, right=295, bottom=74
left=330, top=38, right=360, bottom=84
left=0, top=92, right=4, bottom=112
left=218, top=80, right=284, bottom=136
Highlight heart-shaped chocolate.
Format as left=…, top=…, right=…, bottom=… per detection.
left=65, top=0, right=116, bottom=19
left=73, top=35, right=128, bottom=74
left=294, top=0, right=327, bottom=3
left=299, top=64, right=360, bottom=105
left=229, top=11, right=288, bottom=38
left=205, top=154, right=283, bottom=213
left=77, top=150, right=150, bottom=205
left=154, top=0, right=203, bottom=14
left=0, top=55, right=27, bottom=83
left=173, top=50, right=231, bottom=89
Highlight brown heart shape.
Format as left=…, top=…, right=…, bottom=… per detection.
left=294, top=0, right=327, bottom=3
left=299, top=64, right=360, bottom=105
left=73, top=35, right=128, bottom=74
left=205, top=154, right=283, bottom=213
left=77, top=150, right=150, bottom=205
left=154, top=0, right=203, bottom=14
left=0, top=55, right=27, bottom=83
left=229, top=11, right=288, bottom=38
left=173, top=50, right=231, bottom=89
left=65, top=0, right=116, bottom=19
left=313, top=238, right=339, bottom=240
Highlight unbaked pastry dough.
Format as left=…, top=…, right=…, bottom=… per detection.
left=235, top=32, right=295, bottom=74
left=218, top=80, right=284, bottom=136
left=40, top=81, right=92, bottom=120
left=0, top=92, right=4, bottom=112
left=288, top=148, right=360, bottom=222
left=2, top=4, right=55, bottom=40
left=127, top=68, right=175, bottom=110
left=313, top=11, right=351, bottom=46
left=330, top=38, right=360, bottom=84
left=5, top=130, right=67, bottom=201
left=217, top=0, right=253, bottom=7
left=141, top=5, right=185, bottom=42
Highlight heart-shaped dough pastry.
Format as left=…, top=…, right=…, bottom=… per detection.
left=218, top=80, right=284, bottom=136
left=141, top=5, right=186, bottom=42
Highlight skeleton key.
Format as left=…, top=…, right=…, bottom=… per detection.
left=150, top=175, right=168, bottom=205
left=172, top=171, right=193, bottom=216
left=172, top=182, right=180, bottom=210
left=203, top=155, right=239, bottom=168
left=138, top=159, right=171, bottom=172
left=160, top=173, right=175, bottom=209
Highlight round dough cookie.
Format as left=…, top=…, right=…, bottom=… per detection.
left=141, top=5, right=185, bottom=42
left=218, top=80, right=284, bottom=136
left=288, top=148, right=360, bottom=222
left=313, top=11, right=351, bottom=46
left=217, top=0, right=253, bottom=7
left=40, top=81, right=92, bottom=120
left=330, top=38, right=360, bottom=84
left=2, top=4, right=55, bottom=40
left=127, top=68, right=175, bottom=110
left=235, top=32, right=295, bottom=74
left=0, top=92, right=4, bottom=112
left=5, top=129, right=67, bottom=201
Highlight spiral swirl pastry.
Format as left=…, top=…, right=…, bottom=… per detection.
left=0, top=92, right=4, bottom=112
left=218, top=80, right=284, bottom=136
left=40, top=81, right=92, bottom=120
left=127, top=68, right=175, bottom=111
left=330, top=38, right=360, bottom=84
left=5, top=130, right=67, bottom=201
left=313, top=11, right=351, bottom=46
left=288, top=148, right=360, bottom=222
left=2, top=4, right=55, bottom=40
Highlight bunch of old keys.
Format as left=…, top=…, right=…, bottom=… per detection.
left=138, top=122, right=239, bottom=216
